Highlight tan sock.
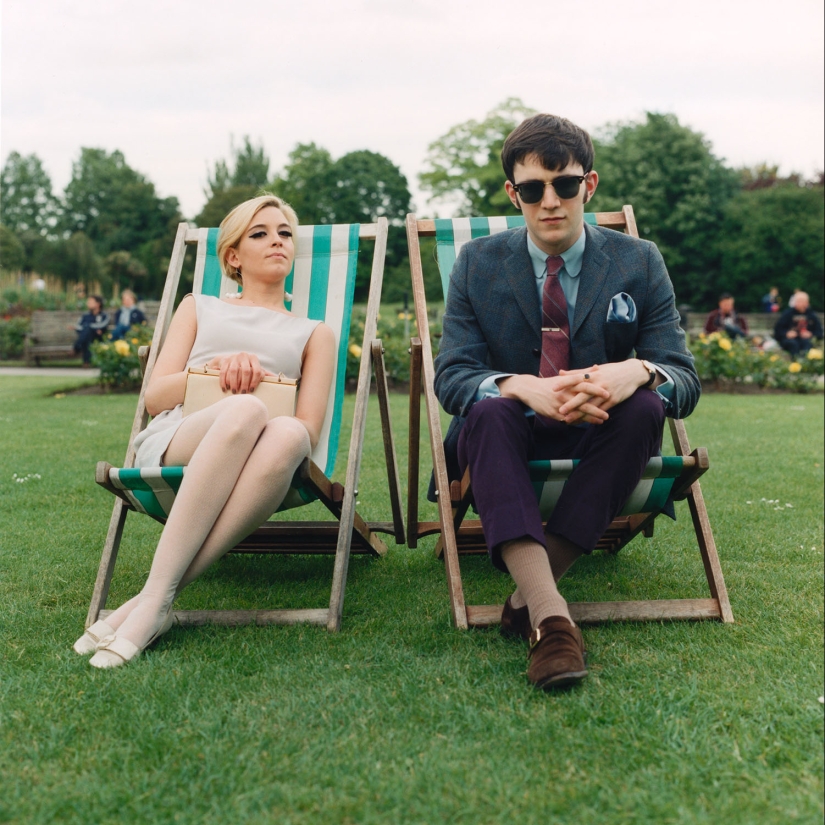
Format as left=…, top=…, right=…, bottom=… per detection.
left=510, top=534, right=584, bottom=609
left=501, top=538, right=573, bottom=628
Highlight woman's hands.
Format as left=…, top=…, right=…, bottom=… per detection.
left=206, top=352, right=272, bottom=394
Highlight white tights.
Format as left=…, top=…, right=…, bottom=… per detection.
left=99, top=395, right=310, bottom=658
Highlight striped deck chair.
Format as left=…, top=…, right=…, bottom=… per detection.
left=405, top=208, right=733, bottom=630
left=89, top=218, right=404, bottom=633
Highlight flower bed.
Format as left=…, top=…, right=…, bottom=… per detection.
left=690, top=332, right=823, bottom=392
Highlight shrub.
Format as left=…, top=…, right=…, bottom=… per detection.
left=690, top=332, right=823, bottom=392
left=91, top=324, right=154, bottom=391
left=0, top=316, right=29, bottom=359
left=345, top=305, right=442, bottom=385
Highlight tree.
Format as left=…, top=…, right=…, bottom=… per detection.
left=419, top=98, right=537, bottom=216
left=716, top=181, right=824, bottom=310
left=590, top=113, right=739, bottom=305
left=0, top=225, right=26, bottom=272
left=104, top=251, right=148, bottom=292
left=271, top=142, right=336, bottom=224
left=61, top=148, right=181, bottom=295
left=204, top=136, right=271, bottom=201
left=0, top=152, right=61, bottom=236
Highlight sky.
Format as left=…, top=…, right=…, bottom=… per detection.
left=2, top=0, right=823, bottom=220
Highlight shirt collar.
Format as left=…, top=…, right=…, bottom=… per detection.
left=526, top=227, right=587, bottom=279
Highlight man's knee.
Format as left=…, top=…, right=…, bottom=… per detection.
left=611, top=389, right=665, bottom=433
left=464, top=396, right=526, bottom=435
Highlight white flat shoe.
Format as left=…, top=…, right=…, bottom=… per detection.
left=89, top=608, right=177, bottom=669
left=72, top=619, right=115, bottom=655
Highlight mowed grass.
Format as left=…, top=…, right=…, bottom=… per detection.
left=0, top=376, right=822, bottom=825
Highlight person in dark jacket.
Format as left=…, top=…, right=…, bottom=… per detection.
left=73, top=295, right=109, bottom=365
left=774, top=292, right=823, bottom=358
left=110, top=290, right=147, bottom=340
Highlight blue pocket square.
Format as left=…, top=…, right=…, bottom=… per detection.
left=607, top=292, right=637, bottom=323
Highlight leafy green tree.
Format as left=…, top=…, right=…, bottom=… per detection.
left=716, top=180, right=824, bottom=310
left=204, top=136, right=271, bottom=201
left=61, top=148, right=181, bottom=295
left=195, top=184, right=259, bottom=228
left=0, top=225, right=26, bottom=272
left=419, top=97, right=537, bottom=216
left=590, top=112, right=739, bottom=304
left=271, top=143, right=336, bottom=224
left=103, top=250, right=148, bottom=292
left=0, top=152, right=61, bottom=236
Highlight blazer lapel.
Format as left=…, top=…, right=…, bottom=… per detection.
left=572, top=223, right=611, bottom=339
left=503, top=228, right=541, bottom=338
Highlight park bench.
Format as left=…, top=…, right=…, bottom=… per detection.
left=683, top=311, right=824, bottom=341
left=24, top=303, right=160, bottom=366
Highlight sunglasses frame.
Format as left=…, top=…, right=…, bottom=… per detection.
left=512, top=175, right=587, bottom=204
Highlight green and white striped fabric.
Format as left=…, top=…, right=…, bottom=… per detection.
left=110, top=224, right=359, bottom=518
left=433, top=214, right=598, bottom=298
left=433, top=214, right=683, bottom=517
left=530, top=456, right=683, bottom=518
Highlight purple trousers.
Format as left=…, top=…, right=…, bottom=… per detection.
left=457, top=391, right=665, bottom=572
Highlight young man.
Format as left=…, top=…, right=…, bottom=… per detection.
left=434, top=114, right=699, bottom=690
left=704, top=293, right=748, bottom=340
left=72, top=295, right=110, bottom=366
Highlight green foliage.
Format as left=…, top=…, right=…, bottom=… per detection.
left=195, top=184, right=260, bottom=228
left=717, top=182, right=825, bottom=309
left=0, top=315, right=28, bottom=358
left=91, top=324, right=154, bottom=391
left=0, top=225, right=25, bottom=271
left=419, top=97, right=537, bottom=216
left=205, top=136, right=271, bottom=201
left=345, top=305, right=441, bottom=384
left=0, top=151, right=61, bottom=236
left=61, top=148, right=181, bottom=294
left=690, top=331, right=824, bottom=391
left=103, top=250, right=148, bottom=292
left=591, top=112, right=739, bottom=307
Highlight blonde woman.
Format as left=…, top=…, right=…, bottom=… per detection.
left=74, top=194, right=335, bottom=668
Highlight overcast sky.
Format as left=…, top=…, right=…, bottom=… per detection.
left=2, top=0, right=823, bottom=219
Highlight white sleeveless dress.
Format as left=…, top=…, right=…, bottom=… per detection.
left=133, top=294, right=320, bottom=468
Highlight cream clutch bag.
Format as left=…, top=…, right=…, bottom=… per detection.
left=182, top=367, right=297, bottom=419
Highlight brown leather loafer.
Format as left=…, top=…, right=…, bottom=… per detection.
left=527, top=616, right=588, bottom=690
left=500, top=595, right=531, bottom=640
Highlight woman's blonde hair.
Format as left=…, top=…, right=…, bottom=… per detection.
left=217, top=193, right=299, bottom=285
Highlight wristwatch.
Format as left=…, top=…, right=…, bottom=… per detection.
left=640, top=359, right=657, bottom=388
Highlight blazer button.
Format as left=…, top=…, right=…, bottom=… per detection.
left=532, top=348, right=540, bottom=357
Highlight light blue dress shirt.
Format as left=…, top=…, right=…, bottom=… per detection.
left=475, top=228, right=675, bottom=410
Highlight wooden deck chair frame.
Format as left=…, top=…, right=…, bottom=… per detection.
left=405, top=209, right=733, bottom=630
left=87, top=218, right=404, bottom=634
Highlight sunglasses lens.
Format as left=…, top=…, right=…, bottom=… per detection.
left=517, top=181, right=544, bottom=203
left=553, top=176, right=583, bottom=199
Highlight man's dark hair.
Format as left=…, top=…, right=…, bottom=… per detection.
left=90, top=295, right=104, bottom=312
left=719, top=292, right=733, bottom=301
left=501, top=114, right=595, bottom=182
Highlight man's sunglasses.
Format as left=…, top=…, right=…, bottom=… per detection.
left=512, top=175, right=587, bottom=203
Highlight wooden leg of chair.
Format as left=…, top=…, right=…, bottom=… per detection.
left=372, top=340, right=405, bottom=545
left=407, top=339, right=423, bottom=549
left=686, top=479, right=734, bottom=623
left=86, top=498, right=129, bottom=629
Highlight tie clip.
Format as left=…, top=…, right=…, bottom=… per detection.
left=541, top=327, right=562, bottom=332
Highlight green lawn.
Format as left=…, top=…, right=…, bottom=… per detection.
left=1, top=376, right=822, bottom=825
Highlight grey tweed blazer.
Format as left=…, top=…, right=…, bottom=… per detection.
left=434, top=222, right=700, bottom=454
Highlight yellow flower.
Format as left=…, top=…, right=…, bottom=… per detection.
left=769, top=354, right=779, bottom=362
left=131, top=337, right=139, bottom=345
left=718, top=337, right=732, bottom=351
left=807, top=348, right=823, bottom=360
left=788, top=361, right=802, bottom=373
left=708, top=332, right=721, bottom=341
left=114, top=339, right=130, bottom=356
left=349, top=343, right=362, bottom=358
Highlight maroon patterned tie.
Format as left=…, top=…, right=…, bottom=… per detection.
left=539, top=255, right=569, bottom=377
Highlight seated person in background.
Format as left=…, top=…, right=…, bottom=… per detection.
left=110, top=289, right=147, bottom=340
left=704, top=293, right=748, bottom=340
left=761, top=287, right=781, bottom=313
left=73, top=193, right=335, bottom=669
left=774, top=291, right=822, bottom=358
left=72, top=295, right=109, bottom=366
